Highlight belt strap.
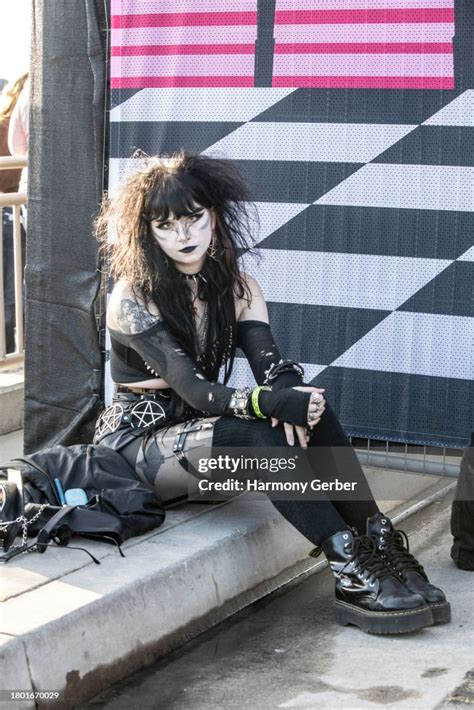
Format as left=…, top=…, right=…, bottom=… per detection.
left=0, top=505, right=104, bottom=564
left=115, top=385, right=172, bottom=397
left=172, top=420, right=210, bottom=479
left=0, top=505, right=77, bottom=562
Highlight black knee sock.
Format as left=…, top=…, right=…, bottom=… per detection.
left=306, top=402, right=380, bottom=534
left=214, top=416, right=353, bottom=545
left=213, top=403, right=379, bottom=543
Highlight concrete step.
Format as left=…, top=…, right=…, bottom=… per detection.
left=0, top=463, right=457, bottom=709
left=0, top=428, right=23, bottom=462
left=0, top=365, right=24, bottom=436
left=83, top=494, right=472, bottom=710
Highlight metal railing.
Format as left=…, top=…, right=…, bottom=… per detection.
left=0, top=155, right=27, bottom=367
left=351, top=436, right=462, bottom=478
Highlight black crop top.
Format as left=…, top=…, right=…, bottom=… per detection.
left=108, top=320, right=307, bottom=422
left=109, top=333, right=156, bottom=383
left=109, top=321, right=235, bottom=414
left=109, top=319, right=303, bottom=390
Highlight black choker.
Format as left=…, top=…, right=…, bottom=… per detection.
left=177, top=271, right=207, bottom=283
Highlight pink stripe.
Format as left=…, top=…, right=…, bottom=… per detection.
left=110, top=74, right=455, bottom=89
left=111, top=26, right=258, bottom=45
left=273, top=24, right=454, bottom=43
left=112, top=12, right=257, bottom=29
left=276, top=0, right=453, bottom=8
left=274, top=9, right=454, bottom=24
left=111, top=42, right=453, bottom=57
left=272, top=75, right=455, bottom=88
left=113, top=0, right=257, bottom=14
left=111, top=55, right=254, bottom=77
left=112, top=44, right=255, bottom=56
left=110, top=76, right=254, bottom=88
left=112, top=53, right=453, bottom=77
left=111, top=22, right=454, bottom=47
left=274, top=42, right=452, bottom=54
left=272, top=53, right=453, bottom=75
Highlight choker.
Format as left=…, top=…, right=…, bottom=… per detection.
left=177, top=271, right=207, bottom=283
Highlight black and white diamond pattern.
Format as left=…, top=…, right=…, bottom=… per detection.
left=109, top=87, right=474, bottom=447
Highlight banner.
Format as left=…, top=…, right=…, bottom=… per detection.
left=108, top=0, right=473, bottom=448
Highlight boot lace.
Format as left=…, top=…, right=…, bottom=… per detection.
left=379, top=529, right=426, bottom=577
left=343, top=534, right=394, bottom=585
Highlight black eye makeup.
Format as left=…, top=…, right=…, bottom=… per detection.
left=189, top=210, right=205, bottom=221
left=153, top=209, right=205, bottom=230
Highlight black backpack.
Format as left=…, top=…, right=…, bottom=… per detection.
left=0, top=444, right=166, bottom=563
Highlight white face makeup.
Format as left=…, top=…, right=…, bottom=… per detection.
left=150, top=205, right=215, bottom=274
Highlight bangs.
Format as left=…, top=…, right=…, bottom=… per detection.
left=146, top=173, right=212, bottom=222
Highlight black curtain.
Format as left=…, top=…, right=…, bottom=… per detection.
left=25, top=0, right=108, bottom=452
left=454, top=0, right=474, bottom=88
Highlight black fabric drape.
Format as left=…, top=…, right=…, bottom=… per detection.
left=454, top=0, right=474, bottom=89
left=25, top=0, right=108, bottom=451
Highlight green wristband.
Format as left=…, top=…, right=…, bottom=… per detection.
left=251, top=385, right=271, bottom=419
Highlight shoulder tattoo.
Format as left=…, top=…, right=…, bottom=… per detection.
left=116, top=298, right=161, bottom=334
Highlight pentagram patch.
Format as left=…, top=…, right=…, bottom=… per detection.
left=96, top=403, right=125, bottom=437
left=130, top=400, right=166, bottom=428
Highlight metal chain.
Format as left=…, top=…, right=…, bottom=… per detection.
left=194, top=299, right=208, bottom=355
left=0, top=503, right=50, bottom=552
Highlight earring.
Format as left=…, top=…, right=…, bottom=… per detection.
left=207, top=234, right=218, bottom=260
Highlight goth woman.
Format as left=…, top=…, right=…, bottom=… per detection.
left=94, top=152, right=449, bottom=635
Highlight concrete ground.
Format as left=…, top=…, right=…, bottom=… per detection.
left=0, top=428, right=469, bottom=710
left=80, top=494, right=473, bottom=710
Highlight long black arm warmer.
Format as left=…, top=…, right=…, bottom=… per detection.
left=236, top=320, right=303, bottom=390
left=109, top=322, right=236, bottom=416
left=109, top=322, right=311, bottom=426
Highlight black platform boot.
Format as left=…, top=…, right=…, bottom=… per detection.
left=367, top=513, right=451, bottom=625
left=318, top=529, right=433, bottom=634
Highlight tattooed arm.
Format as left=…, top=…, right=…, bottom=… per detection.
left=107, top=279, right=161, bottom=335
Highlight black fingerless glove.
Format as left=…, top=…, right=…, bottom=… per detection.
left=257, top=388, right=310, bottom=428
